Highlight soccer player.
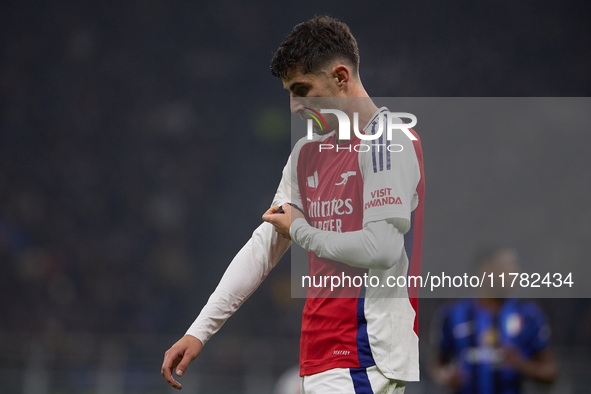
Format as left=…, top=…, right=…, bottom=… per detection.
left=431, top=247, right=557, bottom=393
left=161, top=16, right=425, bottom=393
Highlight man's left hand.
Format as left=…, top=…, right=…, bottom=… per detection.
left=262, top=203, right=304, bottom=239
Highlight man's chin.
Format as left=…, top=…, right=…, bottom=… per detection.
left=314, top=128, right=332, bottom=136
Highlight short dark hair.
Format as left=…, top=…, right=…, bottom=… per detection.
left=270, top=15, right=360, bottom=79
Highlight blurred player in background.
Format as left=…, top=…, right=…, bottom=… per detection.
left=162, top=16, right=425, bottom=393
left=431, top=247, right=557, bottom=393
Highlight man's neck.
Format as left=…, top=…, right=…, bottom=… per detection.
left=335, top=86, right=379, bottom=145
left=478, top=297, right=505, bottom=313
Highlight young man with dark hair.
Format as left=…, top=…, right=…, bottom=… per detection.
left=162, top=16, right=425, bottom=393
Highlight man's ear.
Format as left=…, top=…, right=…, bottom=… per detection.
left=332, top=64, right=351, bottom=89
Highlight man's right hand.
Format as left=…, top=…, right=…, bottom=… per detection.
left=161, top=335, right=203, bottom=390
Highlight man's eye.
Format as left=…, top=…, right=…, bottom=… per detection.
left=295, top=88, right=309, bottom=97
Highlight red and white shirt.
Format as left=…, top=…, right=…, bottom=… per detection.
left=286, top=107, right=425, bottom=380
left=186, top=107, right=425, bottom=382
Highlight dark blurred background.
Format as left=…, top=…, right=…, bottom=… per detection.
left=1, top=0, right=590, bottom=393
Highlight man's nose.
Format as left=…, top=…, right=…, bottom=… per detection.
left=290, top=95, right=304, bottom=114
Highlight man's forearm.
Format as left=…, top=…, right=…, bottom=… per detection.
left=510, top=349, right=557, bottom=385
left=290, top=218, right=404, bottom=270
left=186, top=222, right=291, bottom=344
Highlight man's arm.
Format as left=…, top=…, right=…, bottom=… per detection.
left=263, top=205, right=404, bottom=270
left=162, top=222, right=291, bottom=389
left=185, top=221, right=291, bottom=343
left=430, top=353, right=463, bottom=391
left=290, top=216, right=405, bottom=270
left=162, top=158, right=293, bottom=390
left=263, top=204, right=404, bottom=270
left=503, top=344, right=558, bottom=385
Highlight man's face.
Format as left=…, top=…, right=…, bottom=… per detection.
left=282, top=68, right=344, bottom=133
